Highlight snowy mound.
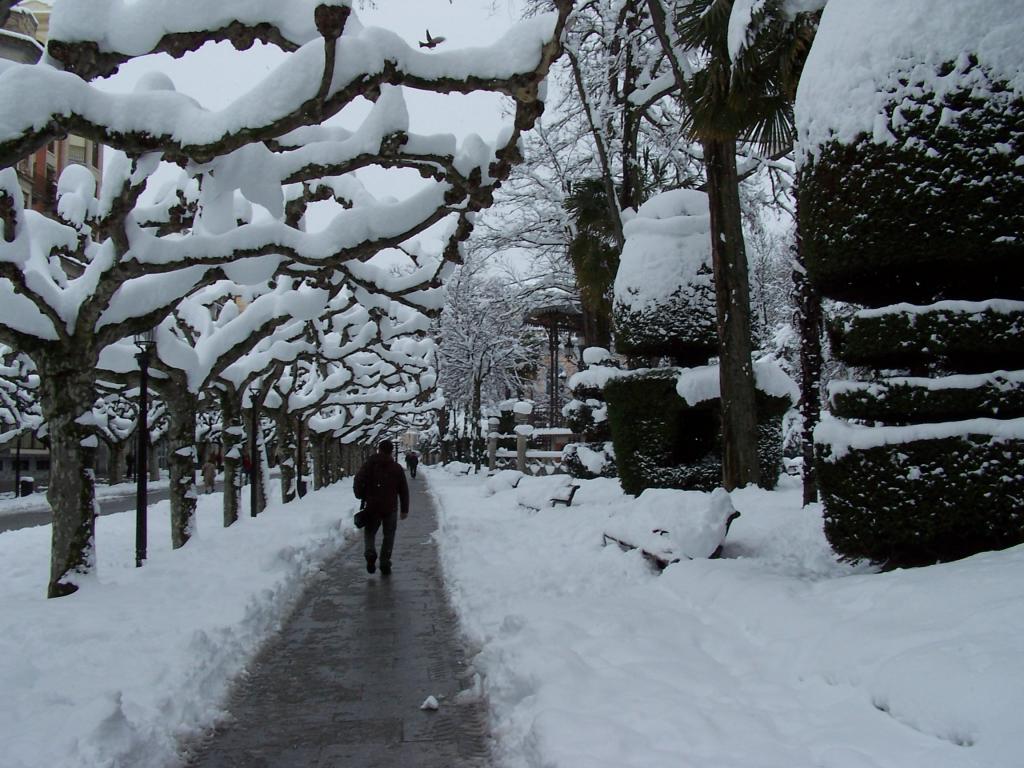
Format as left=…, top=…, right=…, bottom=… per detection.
left=515, top=474, right=574, bottom=511
left=604, top=487, right=737, bottom=562
left=796, top=0, right=1024, bottom=161
left=484, top=470, right=523, bottom=496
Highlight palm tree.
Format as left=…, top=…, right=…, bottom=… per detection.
left=646, top=0, right=817, bottom=489
left=564, top=178, right=621, bottom=349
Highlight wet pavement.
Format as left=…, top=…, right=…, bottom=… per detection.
left=185, top=475, right=490, bottom=768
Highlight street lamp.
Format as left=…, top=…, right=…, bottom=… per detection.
left=134, top=329, right=156, bottom=567
left=249, top=384, right=261, bottom=518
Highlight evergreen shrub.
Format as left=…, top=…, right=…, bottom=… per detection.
left=613, top=272, right=717, bottom=365
left=830, top=375, right=1024, bottom=424
left=606, top=370, right=788, bottom=495
left=817, top=434, right=1024, bottom=567
left=831, top=304, right=1024, bottom=373
left=799, top=64, right=1024, bottom=307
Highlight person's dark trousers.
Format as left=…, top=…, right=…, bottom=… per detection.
left=363, top=510, right=398, bottom=568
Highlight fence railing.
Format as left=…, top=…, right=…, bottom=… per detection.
left=487, top=434, right=569, bottom=475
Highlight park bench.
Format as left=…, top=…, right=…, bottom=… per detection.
left=602, top=510, right=740, bottom=570
left=516, top=475, right=578, bottom=510
left=550, top=483, right=580, bottom=507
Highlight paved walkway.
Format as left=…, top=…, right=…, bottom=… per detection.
left=186, top=475, right=490, bottom=767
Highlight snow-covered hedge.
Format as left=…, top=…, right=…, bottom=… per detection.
left=796, top=0, right=1024, bottom=306
left=829, top=371, right=1024, bottom=425
left=816, top=420, right=1024, bottom=567
left=830, top=301, right=1024, bottom=372
left=612, top=189, right=716, bottom=364
left=605, top=368, right=790, bottom=495
left=798, top=0, right=1024, bottom=567
left=561, top=350, right=619, bottom=480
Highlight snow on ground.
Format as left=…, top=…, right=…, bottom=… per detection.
left=426, top=467, right=1024, bottom=768
left=0, top=479, right=359, bottom=768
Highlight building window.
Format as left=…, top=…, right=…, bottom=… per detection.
left=68, top=143, right=86, bottom=164
left=36, top=459, right=50, bottom=471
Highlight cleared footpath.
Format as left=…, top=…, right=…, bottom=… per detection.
left=186, top=475, right=490, bottom=768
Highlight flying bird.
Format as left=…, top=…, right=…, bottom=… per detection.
left=419, top=29, right=446, bottom=49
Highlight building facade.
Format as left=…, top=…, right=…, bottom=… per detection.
left=1, top=2, right=106, bottom=493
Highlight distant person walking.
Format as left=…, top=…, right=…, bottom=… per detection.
left=404, top=450, right=419, bottom=478
left=202, top=458, right=217, bottom=494
left=353, top=440, right=409, bottom=576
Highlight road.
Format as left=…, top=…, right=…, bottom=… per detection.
left=0, top=484, right=220, bottom=534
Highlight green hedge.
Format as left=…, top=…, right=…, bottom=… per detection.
left=563, top=441, right=617, bottom=480
left=613, top=272, right=717, bottom=365
left=799, top=63, right=1024, bottom=307
left=831, top=305, right=1024, bottom=373
left=606, top=369, right=787, bottom=495
left=830, top=374, right=1024, bottom=424
left=817, top=434, right=1024, bottom=568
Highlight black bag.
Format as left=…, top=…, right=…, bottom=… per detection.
left=354, top=499, right=367, bottom=529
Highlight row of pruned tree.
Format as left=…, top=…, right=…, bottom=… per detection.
left=0, top=0, right=573, bottom=597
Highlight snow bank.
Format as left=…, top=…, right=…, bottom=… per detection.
left=428, top=469, right=1024, bottom=768
left=0, top=482, right=358, bottom=768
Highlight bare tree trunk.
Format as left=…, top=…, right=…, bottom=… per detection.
left=163, top=388, right=198, bottom=548
left=313, top=433, right=329, bottom=490
left=219, top=387, right=243, bottom=526
left=106, top=440, right=126, bottom=485
left=38, top=358, right=98, bottom=598
left=792, top=225, right=823, bottom=505
left=275, top=410, right=297, bottom=504
left=704, top=137, right=761, bottom=490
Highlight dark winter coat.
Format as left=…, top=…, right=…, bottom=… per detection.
left=405, top=453, right=419, bottom=469
left=354, top=453, right=409, bottom=519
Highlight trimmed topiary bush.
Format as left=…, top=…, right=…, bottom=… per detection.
left=816, top=425, right=1024, bottom=567
left=606, top=368, right=791, bottom=495
left=830, top=301, right=1024, bottom=373
left=613, top=189, right=717, bottom=365
left=829, top=372, right=1024, bottom=425
left=798, top=0, right=1024, bottom=567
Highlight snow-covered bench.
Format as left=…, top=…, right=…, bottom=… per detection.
left=602, top=488, right=740, bottom=569
left=550, top=483, right=580, bottom=506
left=483, top=469, right=523, bottom=496
left=516, top=474, right=579, bottom=510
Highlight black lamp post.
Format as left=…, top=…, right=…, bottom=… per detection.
left=249, top=384, right=261, bottom=517
left=134, top=329, right=155, bottom=567
left=13, top=433, right=22, bottom=497
left=296, top=417, right=306, bottom=498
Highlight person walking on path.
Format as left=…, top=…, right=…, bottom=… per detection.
left=202, top=457, right=217, bottom=494
left=404, top=450, right=419, bottom=478
left=354, top=440, right=409, bottom=575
